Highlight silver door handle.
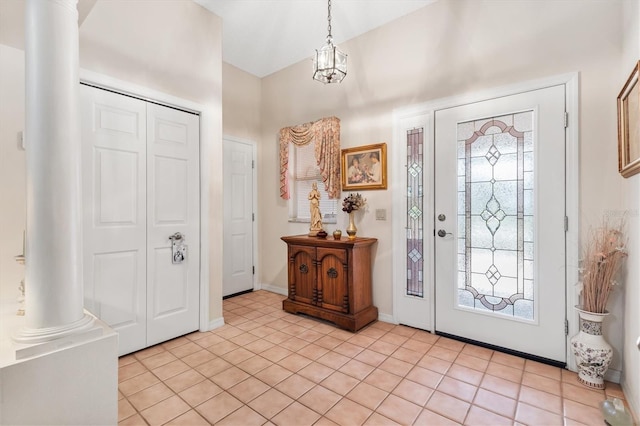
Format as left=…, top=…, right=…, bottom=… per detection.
left=169, top=232, right=183, bottom=241
left=437, top=229, right=452, bottom=238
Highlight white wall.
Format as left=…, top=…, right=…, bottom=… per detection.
left=223, top=62, right=262, bottom=142
left=259, top=0, right=627, bottom=372
left=621, top=0, right=640, bottom=417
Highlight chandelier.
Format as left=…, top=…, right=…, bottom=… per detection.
left=312, top=0, right=347, bottom=84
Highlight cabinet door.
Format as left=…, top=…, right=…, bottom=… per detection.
left=289, top=245, right=316, bottom=305
left=317, top=247, right=348, bottom=313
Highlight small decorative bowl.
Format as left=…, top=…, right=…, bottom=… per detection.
left=316, top=230, right=328, bottom=238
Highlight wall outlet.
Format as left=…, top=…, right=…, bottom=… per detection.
left=375, top=209, right=386, bottom=221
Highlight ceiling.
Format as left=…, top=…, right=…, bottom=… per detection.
left=194, top=0, right=438, bottom=78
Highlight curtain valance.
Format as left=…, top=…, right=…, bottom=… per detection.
left=279, top=116, right=341, bottom=199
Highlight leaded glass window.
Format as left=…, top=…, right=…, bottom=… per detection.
left=457, top=112, right=534, bottom=320
left=407, top=128, right=424, bottom=297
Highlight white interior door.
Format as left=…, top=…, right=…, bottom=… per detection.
left=81, top=86, right=147, bottom=355
left=146, top=103, right=200, bottom=346
left=82, top=85, right=200, bottom=355
left=434, top=85, right=567, bottom=362
left=223, top=138, right=255, bottom=297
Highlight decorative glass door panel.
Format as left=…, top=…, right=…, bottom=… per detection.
left=435, top=85, right=567, bottom=362
left=457, top=114, right=534, bottom=321
left=407, top=128, right=424, bottom=298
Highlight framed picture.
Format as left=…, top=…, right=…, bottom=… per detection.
left=341, top=143, right=387, bottom=190
left=618, top=60, right=640, bottom=178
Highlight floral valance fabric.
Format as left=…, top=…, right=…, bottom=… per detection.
left=279, top=116, right=341, bottom=199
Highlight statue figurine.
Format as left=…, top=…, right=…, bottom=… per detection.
left=308, top=182, right=323, bottom=236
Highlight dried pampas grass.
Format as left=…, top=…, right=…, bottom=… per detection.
left=580, top=218, right=628, bottom=314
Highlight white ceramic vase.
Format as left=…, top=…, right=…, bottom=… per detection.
left=570, top=306, right=613, bottom=389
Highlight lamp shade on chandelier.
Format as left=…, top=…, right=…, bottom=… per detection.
left=313, top=0, right=347, bottom=84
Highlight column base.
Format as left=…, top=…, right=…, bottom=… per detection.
left=12, top=313, right=96, bottom=345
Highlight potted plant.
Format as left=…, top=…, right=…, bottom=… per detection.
left=570, top=219, right=627, bottom=389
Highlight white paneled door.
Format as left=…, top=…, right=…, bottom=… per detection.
left=81, top=85, right=200, bottom=355
left=434, top=85, right=567, bottom=362
left=222, top=138, right=255, bottom=297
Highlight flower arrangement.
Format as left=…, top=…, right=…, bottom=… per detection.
left=342, top=193, right=366, bottom=213
left=579, top=219, right=627, bottom=314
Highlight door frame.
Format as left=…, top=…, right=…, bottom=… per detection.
left=222, top=135, right=259, bottom=294
left=392, top=72, right=580, bottom=370
left=79, top=69, right=216, bottom=333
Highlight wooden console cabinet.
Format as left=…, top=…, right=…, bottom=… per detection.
left=281, top=235, right=378, bottom=332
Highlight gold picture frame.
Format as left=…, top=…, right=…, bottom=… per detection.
left=618, top=60, right=640, bottom=178
left=341, top=143, right=387, bottom=190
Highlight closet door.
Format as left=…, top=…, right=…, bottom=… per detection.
left=81, top=85, right=148, bottom=355
left=146, top=103, right=200, bottom=346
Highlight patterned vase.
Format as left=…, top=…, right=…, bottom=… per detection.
left=570, top=306, right=613, bottom=389
left=346, top=212, right=357, bottom=239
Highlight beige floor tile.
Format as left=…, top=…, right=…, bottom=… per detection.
left=515, top=401, right=563, bottom=426
left=401, top=338, right=432, bottom=354
left=339, top=358, right=375, bottom=380
left=278, top=352, right=313, bottom=372
left=521, top=371, right=561, bottom=396
left=434, top=337, right=465, bottom=352
left=325, top=398, right=373, bottom=426
left=334, top=341, right=366, bottom=358
left=363, top=369, right=403, bottom=392
left=195, top=391, right=244, bottom=424
left=486, top=361, right=524, bottom=383
left=363, top=412, right=401, bottom=425
left=275, top=373, right=316, bottom=399
left=406, top=365, right=444, bottom=389
left=427, top=345, right=460, bottom=362
left=518, top=385, right=562, bottom=414
left=139, top=350, right=177, bottom=370
left=208, top=340, right=240, bottom=356
left=447, top=363, right=484, bottom=386
left=264, top=330, right=292, bottom=345
left=118, top=355, right=137, bottom=368
left=118, top=398, right=137, bottom=422
left=248, top=388, right=294, bottom=419
left=163, top=369, right=205, bottom=393
left=472, top=388, right=517, bottom=419
left=127, top=382, right=175, bottom=412
left=315, top=335, right=344, bottom=350
left=425, top=391, right=471, bottom=424
left=164, top=409, right=209, bottom=425
left=281, top=337, right=310, bottom=352
left=236, top=354, right=273, bottom=375
left=221, top=347, right=255, bottom=364
left=562, top=381, right=606, bottom=408
left=119, top=361, right=148, bottom=383
left=217, top=405, right=267, bottom=426
left=377, top=356, right=413, bottom=377
left=134, top=345, right=166, bottom=360
left=437, top=376, right=478, bottom=403
left=346, top=382, right=389, bottom=410
left=262, top=345, right=294, bottom=362
left=491, top=351, right=526, bottom=369
left=179, top=379, right=223, bottom=407
left=139, top=394, right=190, bottom=425
left=321, top=371, right=361, bottom=396
left=119, top=371, right=161, bottom=396
left=415, top=408, right=461, bottom=426
left=194, top=356, right=233, bottom=377
left=376, top=394, right=422, bottom=425
left=168, top=341, right=203, bottom=359
left=316, top=351, right=351, bottom=370
left=480, top=374, right=521, bottom=399
left=298, top=328, right=325, bottom=343
left=563, top=398, right=606, bottom=425
left=193, top=333, right=226, bottom=348
left=358, top=327, right=387, bottom=340
left=348, top=334, right=377, bottom=348
left=298, top=385, right=342, bottom=415
left=460, top=344, right=493, bottom=360
left=378, top=333, right=408, bottom=346
left=254, top=363, right=294, bottom=386
left=243, top=338, right=275, bottom=354
left=417, top=354, right=453, bottom=374
left=229, top=332, right=260, bottom=346
left=227, top=376, right=271, bottom=403
left=391, top=378, right=434, bottom=406
left=152, top=359, right=191, bottom=381
left=211, top=365, right=251, bottom=389
left=454, top=353, right=490, bottom=372
left=412, top=331, right=440, bottom=345
left=272, top=401, right=321, bottom=426
left=525, top=359, right=562, bottom=380
left=297, top=361, right=335, bottom=383
left=296, top=343, right=330, bottom=360
left=329, top=328, right=356, bottom=341
left=354, top=348, right=388, bottom=367
left=464, top=405, right=513, bottom=426
left=389, top=347, right=422, bottom=364
left=368, top=340, right=399, bottom=356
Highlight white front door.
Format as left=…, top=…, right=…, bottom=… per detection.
left=434, top=85, right=567, bottom=362
left=81, top=85, right=200, bottom=355
left=222, top=138, right=255, bottom=297
left=146, top=103, right=200, bottom=346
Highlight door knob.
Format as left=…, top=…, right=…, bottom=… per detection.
left=169, top=232, right=183, bottom=241
left=437, top=229, right=452, bottom=238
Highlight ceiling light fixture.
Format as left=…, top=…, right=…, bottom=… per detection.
left=313, top=0, right=347, bottom=84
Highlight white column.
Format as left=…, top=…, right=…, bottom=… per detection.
left=15, top=0, right=93, bottom=342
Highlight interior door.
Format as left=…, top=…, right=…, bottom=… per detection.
left=222, top=138, right=255, bottom=297
left=434, top=85, right=567, bottom=362
left=81, top=85, right=147, bottom=355
left=146, top=103, right=200, bottom=346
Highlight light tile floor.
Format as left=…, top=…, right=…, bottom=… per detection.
left=118, top=291, right=630, bottom=425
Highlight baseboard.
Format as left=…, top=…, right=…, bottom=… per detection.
left=621, top=380, right=639, bottom=425
left=260, top=283, right=287, bottom=296
left=377, top=313, right=396, bottom=324
left=207, top=316, right=224, bottom=331
left=605, top=368, right=621, bottom=384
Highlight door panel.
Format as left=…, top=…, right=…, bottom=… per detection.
left=317, top=248, right=348, bottom=313
left=223, top=139, right=255, bottom=297
left=146, top=103, right=200, bottom=347
left=81, top=85, right=147, bottom=355
left=289, top=246, right=316, bottom=305
left=434, top=85, right=566, bottom=362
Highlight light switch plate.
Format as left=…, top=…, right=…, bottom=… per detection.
left=375, top=209, right=386, bottom=221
